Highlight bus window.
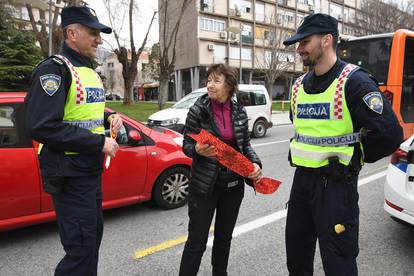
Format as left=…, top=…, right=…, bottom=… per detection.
left=401, top=37, right=414, bottom=123
left=338, top=37, right=393, bottom=85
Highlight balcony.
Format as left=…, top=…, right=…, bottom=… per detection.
left=278, top=0, right=288, bottom=6
left=242, top=35, right=253, bottom=44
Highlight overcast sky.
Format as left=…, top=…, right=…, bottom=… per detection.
left=85, top=0, right=159, bottom=50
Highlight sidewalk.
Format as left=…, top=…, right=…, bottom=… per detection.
left=271, top=111, right=291, bottom=126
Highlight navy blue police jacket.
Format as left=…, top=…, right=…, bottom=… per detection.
left=290, top=59, right=403, bottom=165
left=25, top=43, right=111, bottom=177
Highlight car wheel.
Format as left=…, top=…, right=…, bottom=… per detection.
left=252, top=119, right=267, bottom=138
left=153, top=167, right=190, bottom=209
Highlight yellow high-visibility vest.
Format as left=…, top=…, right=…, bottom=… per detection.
left=290, top=64, right=363, bottom=168
left=38, top=55, right=105, bottom=155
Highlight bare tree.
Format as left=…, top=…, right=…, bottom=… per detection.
left=353, top=0, right=414, bottom=36
left=255, top=12, right=294, bottom=100
left=158, top=0, right=194, bottom=109
left=25, top=0, right=81, bottom=58
left=103, top=0, right=156, bottom=105
left=108, top=71, right=116, bottom=93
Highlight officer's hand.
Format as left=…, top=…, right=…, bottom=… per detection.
left=248, top=163, right=262, bottom=183
left=108, top=114, right=123, bottom=133
left=103, top=137, right=119, bottom=158
left=195, top=143, right=216, bottom=157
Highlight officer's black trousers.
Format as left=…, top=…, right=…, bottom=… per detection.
left=286, top=167, right=359, bottom=276
left=52, top=175, right=103, bottom=276
left=179, top=181, right=244, bottom=276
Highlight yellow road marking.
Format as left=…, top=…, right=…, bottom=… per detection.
left=134, top=235, right=188, bottom=259
left=133, top=226, right=214, bottom=260
left=134, top=167, right=388, bottom=259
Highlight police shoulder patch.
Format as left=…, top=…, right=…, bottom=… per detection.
left=363, top=91, right=383, bottom=114
left=40, top=74, right=61, bottom=96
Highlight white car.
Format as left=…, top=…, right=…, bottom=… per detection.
left=384, top=135, right=414, bottom=225
left=148, top=85, right=273, bottom=138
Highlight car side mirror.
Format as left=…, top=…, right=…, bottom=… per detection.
left=128, top=130, right=142, bottom=146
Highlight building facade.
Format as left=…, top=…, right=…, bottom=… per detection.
left=161, top=0, right=362, bottom=100
left=11, top=0, right=84, bottom=26
left=96, top=49, right=153, bottom=99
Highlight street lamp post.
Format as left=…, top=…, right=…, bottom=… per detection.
left=225, top=25, right=243, bottom=83
left=48, top=0, right=54, bottom=56
left=239, top=29, right=242, bottom=83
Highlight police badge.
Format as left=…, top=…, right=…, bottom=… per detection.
left=363, top=91, right=383, bottom=114
left=40, top=74, right=61, bottom=96
left=89, top=8, right=97, bottom=17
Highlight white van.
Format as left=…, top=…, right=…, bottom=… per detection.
left=148, top=84, right=273, bottom=138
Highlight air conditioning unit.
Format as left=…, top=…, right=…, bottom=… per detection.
left=338, top=15, right=343, bottom=21
left=230, top=33, right=237, bottom=40
left=277, top=18, right=282, bottom=25
left=219, top=31, right=227, bottom=39
left=235, top=9, right=242, bottom=17
left=309, top=5, right=314, bottom=14
left=207, top=44, right=215, bottom=51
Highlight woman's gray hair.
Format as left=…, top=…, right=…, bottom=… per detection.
left=207, top=64, right=239, bottom=97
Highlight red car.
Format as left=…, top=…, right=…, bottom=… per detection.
left=0, top=92, right=192, bottom=231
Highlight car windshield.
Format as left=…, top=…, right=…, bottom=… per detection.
left=338, top=37, right=392, bottom=85
left=173, top=92, right=205, bottom=109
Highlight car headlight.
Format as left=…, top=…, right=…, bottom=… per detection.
left=161, top=118, right=179, bottom=126
left=173, top=136, right=183, bottom=147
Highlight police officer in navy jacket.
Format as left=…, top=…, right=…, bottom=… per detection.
left=25, top=6, right=121, bottom=276
left=283, top=13, right=403, bottom=275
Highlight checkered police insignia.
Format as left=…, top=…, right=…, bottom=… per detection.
left=40, top=74, right=61, bottom=96
left=292, top=73, right=306, bottom=117
left=54, top=55, right=86, bottom=104
left=333, top=64, right=358, bottom=120
left=363, top=91, right=383, bottom=114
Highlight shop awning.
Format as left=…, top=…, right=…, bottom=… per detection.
left=143, top=82, right=159, bottom=88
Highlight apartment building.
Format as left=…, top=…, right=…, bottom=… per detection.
left=161, top=0, right=361, bottom=100
left=11, top=0, right=84, bottom=25
left=97, top=49, right=152, bottom=98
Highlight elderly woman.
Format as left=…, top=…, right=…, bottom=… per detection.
left=179, top=64, right=262, bottom=276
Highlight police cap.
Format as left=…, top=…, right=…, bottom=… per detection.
left=283, top=13, right=338, bottom=46
left=61, top=6, right=112, bottom=34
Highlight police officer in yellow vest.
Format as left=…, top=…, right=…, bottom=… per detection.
left=25, top=6, right=121, bottom=276
left=283, top=14, right=403, bottom=275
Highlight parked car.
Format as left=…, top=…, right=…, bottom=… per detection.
left=148, top=85, right=273, bottom=138
left=0, top=92, right=191, bottom=231
left=384, top=134, right=414, bottom=225
left=105, top=92, right=123, bottom=101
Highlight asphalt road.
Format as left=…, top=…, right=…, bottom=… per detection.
left=1, top=125, right=414, bottom=276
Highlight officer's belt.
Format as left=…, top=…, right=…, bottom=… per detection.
left=63, top=119, right=104, bottom=130
left=294, top=132, right=361, bottom=146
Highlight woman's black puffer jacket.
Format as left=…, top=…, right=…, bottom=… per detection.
left=183, top=94, right=262, bottom=195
